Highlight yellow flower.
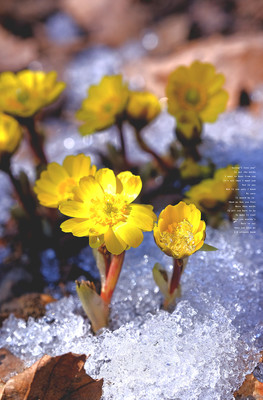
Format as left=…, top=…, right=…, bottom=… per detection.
left=175, top=110, right=202, bottom=143
left=0, top=112, right=22, bottom=154
left=59, top=168, right=157, bottom=255
left=185, top=165, right=239, bottom=211
left=76, top=75, right=129, bottom=136
left=154, top=201, right=206, bottom=259
left=180, top=158, right=211, bottom=180
left=126, top=91, right=161, bottom=128
left=0, top=70, right=66, bottom=117
left=34, top=154, right=96, bottom=208
left=166, top=61, right=228, bottom=123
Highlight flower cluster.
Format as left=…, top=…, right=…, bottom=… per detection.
left=75, top=75, right=161, bottom=135
left=34, top=154, right=157, bottom=255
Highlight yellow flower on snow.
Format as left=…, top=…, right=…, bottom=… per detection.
left=154, top=201, right=206, bottom=259
left=185, top=165, right=239, bottom=211
left=59, top=168, right=157, bottom=255
left=76, top=75, right=129, bottom=136
left=0, top=112, right=22, bottom=155
left=0, top=70, right=66, bottom=117
left=166, top=61, right=228, bottom=123
left=34, top=154, right=96, bottom=208
left=126, top=91, right=161, bottom=128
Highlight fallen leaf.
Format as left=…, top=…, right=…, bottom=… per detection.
left=61, top=0, right=149, bottom=46
left=0, top=348, right=24, bottom=382
left=0, top=0, right=57, bottom=22
left=0, top=293, right=56, bottom=324
left=234, top=353, right=263, bottom=399
left=123, top=33, right=263, bottom=109
left=0, top=26, right=37, bottom=72
left=0, top=352, right=103, bottom=400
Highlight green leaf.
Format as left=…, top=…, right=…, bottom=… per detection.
left=199, top=243, right=218, bottom=252
left=76, top=280, right=109, bottom=333
left=152, top=263, right=169, bottom=297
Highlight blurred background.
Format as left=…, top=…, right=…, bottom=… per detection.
left=1, top=0, right=263, bottom=108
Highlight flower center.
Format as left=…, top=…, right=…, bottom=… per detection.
left=16, top=88, right=30, bottom=104
left=102, top=103, right=113, bottom=113
left=159, top=219, right=196, bottom=258
left=185, top=89, right=200, bottom=105
left=90, top=194, right=130, bottom=227
left=58, top=177, right=77, bottom=201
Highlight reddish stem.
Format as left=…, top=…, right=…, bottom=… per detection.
left=135, top=129, right=173, bottom=172
left=101, top=252, right=125, bottom=304
left=169, top=258, right=183, bottom=295
left=116, top=121, right=129, bottom=168
left=21, top=117, right=48, bottom=166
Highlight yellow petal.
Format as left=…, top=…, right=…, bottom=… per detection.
left=96, top=168, right=116, bottom=194
left=89, top=235, right=104, bottom=248
left=60, top=218, right=91, bottom=236
left=59, top=201, right=89, bottom=218
left=200, top=90, right=228, bottom=122
left=104, top=227, right=127, bottom=255
left=114, top=223, right=144, bottom=248
left=117, top=171, right=142, bottom=203
left=129, top=204, right=156, bottom=231
left=47, top=163, right=69, bottom=185
left=78, top=176, right=104, bottom=201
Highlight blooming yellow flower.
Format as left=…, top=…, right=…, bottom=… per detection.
left=126, top=91, right=161, bottom=128
left=153, top=201, right=206, bottom=259
left=59, top=168, right=157, bottom=255
left=34, top=154, right=96, bottom=208
left=166, top=61, right=228, bottom=123
left=0, top=112, right=22, bottom=154
left=185, top=165, right=239, bottom=211
left=0, top=70, right=66, bottom=117
left=76, top=75, right=129, bottom=136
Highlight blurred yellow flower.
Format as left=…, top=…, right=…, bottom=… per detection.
left=126, top=91, right=161, bottom=128
left=60, top=168, right=157, bottom=255
left=0, top=70, right=66, bottom=117
left=0, top=112, right=22, bottom=154
left=185, top=165, right=239, bottom=211
left=180, top=158, right=211, bottom=180
left=34, top=154, right=96, bottom=208
left=175, top=110, right=202, bottom=143
left=166, top=61, right=228, bottom=123
left=76, top=75, right=129, bottom=136
left=154, top=201, right=206, bottom=259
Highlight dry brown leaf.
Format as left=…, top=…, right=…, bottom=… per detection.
left=0, top=348, right=24, bottom=382
left=234, top=353, right=263, bottom=399
left=123, top=33, right=263, bottom=109
left=60, top=0, right=149, bottom=46
left=0, top=26, right=37, bottom=72
left=0, top=0, right=57, bottom=22
left=0, top=352, right=103, bottom=400
left=146, top=14, right=190, bottom=57
left=0, top=293, right=56, bottom=323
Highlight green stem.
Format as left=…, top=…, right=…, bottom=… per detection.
left=100, top=251, right=125, bottom=304
left=135, top=129, right=173, bottom=172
